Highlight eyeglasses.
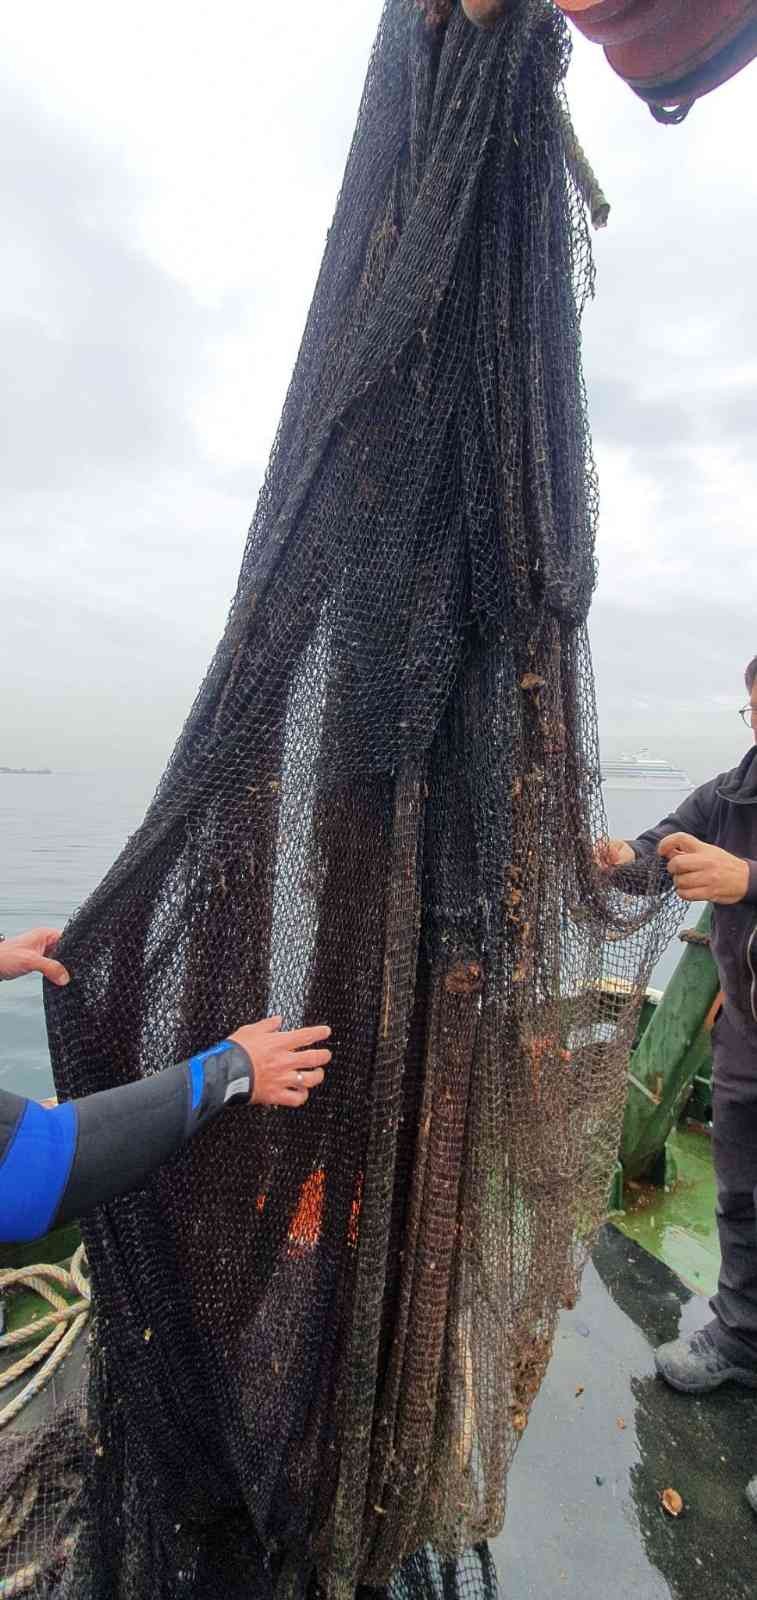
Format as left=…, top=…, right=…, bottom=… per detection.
left=739, top=706, right=757, bottom=727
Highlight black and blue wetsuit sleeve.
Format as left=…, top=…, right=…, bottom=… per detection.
left=0, top=1039, right=253, bottom=1244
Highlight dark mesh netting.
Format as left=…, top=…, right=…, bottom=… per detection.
left=2, top=2, right=682, bottom=1596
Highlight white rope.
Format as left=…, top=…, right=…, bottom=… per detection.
left=0, top=1248, right=89, bottom=1595
left=0, top=1248, right=90, bottom=1427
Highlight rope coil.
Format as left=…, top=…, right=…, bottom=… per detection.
left=0, top=1248, right=90, bottom=1430
left=0, top=1248, right=89, bottom=1596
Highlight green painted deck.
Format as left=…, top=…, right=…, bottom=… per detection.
left=615, top=1127, right=721, bottom=1298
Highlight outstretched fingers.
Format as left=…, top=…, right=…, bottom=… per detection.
left=285, top=1025, right=332, bottom=1050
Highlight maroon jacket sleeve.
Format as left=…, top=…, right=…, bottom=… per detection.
left=552, top=2, right=757, bottom=121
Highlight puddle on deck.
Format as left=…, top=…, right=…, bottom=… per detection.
left=614, top=1128, right=720, bottom=1297
left=498, top=1225, right=754, bottom=1600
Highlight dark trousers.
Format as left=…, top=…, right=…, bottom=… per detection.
left=710, top=1009, right=757, bottom=1363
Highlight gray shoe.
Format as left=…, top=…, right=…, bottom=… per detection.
left=747, top=1477, right=757, bottom=1514
left=654, top=1325, right=757, bottom=1394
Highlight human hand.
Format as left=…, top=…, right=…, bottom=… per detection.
left=658, top=833, right=750, bottom=905
left=228, top=1016, right=331, bottom=1107
left=0, top=928, right=69, bottom=985
left=594, top=838, right=636, bottom=873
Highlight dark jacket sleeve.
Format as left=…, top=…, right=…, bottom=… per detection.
left=745, top=861, right=757, bottom=903
left=0, top=1039, right=253, bottom=1244
left=627, top=775, right=723, bottom=859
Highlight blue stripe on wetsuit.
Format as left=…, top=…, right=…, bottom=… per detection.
left=0, top=1039, right=252, bottom=1245
left=188, top=1041, right=234, bottom=1115
left=0, top=1099, right=77, bottom=1243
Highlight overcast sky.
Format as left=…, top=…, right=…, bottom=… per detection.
left=1, top=0, right=755, bottom=780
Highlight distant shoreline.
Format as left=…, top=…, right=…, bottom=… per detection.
left=0, top=767, right=53, bottom=776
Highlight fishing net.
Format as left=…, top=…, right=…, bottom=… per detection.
left=2, top=1, right=682, bottom=1595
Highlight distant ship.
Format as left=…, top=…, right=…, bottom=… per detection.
left=601, top=750, right=691, bottom=792
left=0, top=766, right=52, bottom=776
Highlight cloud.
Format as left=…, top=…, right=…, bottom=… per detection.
left=567, top=31, right=757, bottom=646
left=586, top=377, right=693, bottom=452
left=0, top=3, right=755, bottom=773
left=0, top=84, right=213, bottom=495
left=0, top=76, right=253, bottom=767
left=0, top=2, right=386, bottom=771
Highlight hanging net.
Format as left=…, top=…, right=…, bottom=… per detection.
left=1, top=2, right=681, bottom=1596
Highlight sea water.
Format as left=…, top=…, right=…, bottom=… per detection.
left=0, top=771, right=153, bottom=1098
left=0, top=769, right=706, bottom=1100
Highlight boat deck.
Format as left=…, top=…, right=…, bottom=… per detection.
left=498, top=1125, right=754, bottom=1600
left=2, top=1141, right=753, bottom=1600
left=499, top=1225, right=753, bottom=1600
left=615, top=1127, right=720, bottom=1297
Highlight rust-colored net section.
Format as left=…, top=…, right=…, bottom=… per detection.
left=2, top=3, right=680, bottom=1596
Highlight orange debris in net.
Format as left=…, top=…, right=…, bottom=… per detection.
left=287, top=1169, right=326, bottom=1254
left=348, top=1171, right=364, bottom=1250
left=528, top=1036, right=573, bottom=1102
left=283, top=1168, right=364, bottom=1257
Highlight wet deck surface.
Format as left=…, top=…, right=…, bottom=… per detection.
left=615, top=1127, right=720, bottom=1298
left=497, top=1225, right=755, bottom=1600
left=3, top=1222, right=754, bottom=1598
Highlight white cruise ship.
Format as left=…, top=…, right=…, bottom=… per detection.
left=600, top=750, right=691, bottom=792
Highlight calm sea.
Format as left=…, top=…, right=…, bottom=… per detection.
left=0, top=772, right=155, bottom=1099
left=0, top=768, right=704, bottom=1100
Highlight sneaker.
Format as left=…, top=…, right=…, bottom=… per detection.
left=654, top=1325, right=757, bottom=1394
left=747, top=1477, right=757, bottom=1515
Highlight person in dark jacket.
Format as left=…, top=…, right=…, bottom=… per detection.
left=0, top=926, right=331, bottom=1245
left=598, top=655, right=757, bottom=1515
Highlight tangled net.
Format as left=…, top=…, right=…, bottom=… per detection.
left=2, top=2, right=681, bottom=1596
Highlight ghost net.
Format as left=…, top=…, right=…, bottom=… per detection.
left=2, top=3, right=680, bottom=1597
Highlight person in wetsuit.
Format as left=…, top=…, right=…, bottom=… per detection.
left=0, top=926, right=331, bottom=1245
